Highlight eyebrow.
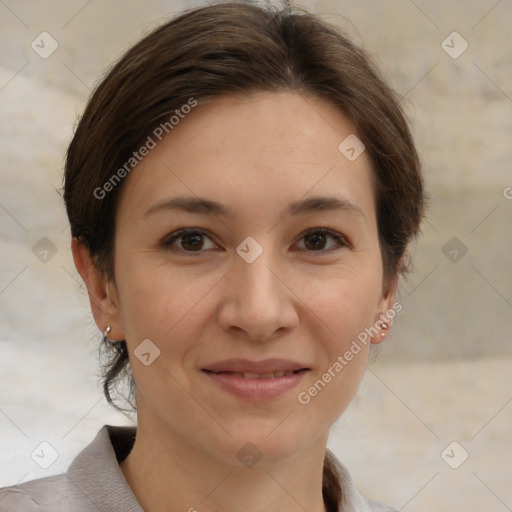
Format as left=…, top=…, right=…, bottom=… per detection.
left=142, top=195, right=365, bottom=221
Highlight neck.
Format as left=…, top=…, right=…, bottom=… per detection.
left=120, top=412, right=330, bottom=512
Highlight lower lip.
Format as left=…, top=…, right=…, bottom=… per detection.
left=202, top=370, right=308, bottom=400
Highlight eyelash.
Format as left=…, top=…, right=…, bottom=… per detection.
left=162, top=227, right=349, bottom=255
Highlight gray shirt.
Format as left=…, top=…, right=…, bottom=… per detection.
left=0, top=425, right=397, bottom=511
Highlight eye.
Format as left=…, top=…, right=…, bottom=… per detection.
left=162, top=227, right=349, bottom=254
left=163, top=228, right=218, bottom=253
left=295, top=229, right=349, bottom=252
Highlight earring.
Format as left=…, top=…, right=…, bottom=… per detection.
left=380, top=322, right=389, bottom=330
left=103, top=326, right=116, bottom=343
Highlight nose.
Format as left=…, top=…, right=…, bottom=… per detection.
left=217, top=245, right=298, bottom=342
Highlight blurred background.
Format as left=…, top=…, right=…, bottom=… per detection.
left=0, top=0, right=511, bottom=510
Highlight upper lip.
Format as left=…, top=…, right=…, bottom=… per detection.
left=202, top=358, right=309, bottom=373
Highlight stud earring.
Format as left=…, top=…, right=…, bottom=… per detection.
left=103, top=326, right=116, bottom=343
left=379, top=322, right=389, bottom=336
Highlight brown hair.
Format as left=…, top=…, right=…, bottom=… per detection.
left=63, top=1, right=425, bottom=412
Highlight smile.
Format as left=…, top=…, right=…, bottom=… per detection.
left=206, top=370, right=302, bottom=379
left=201, top=367, right=309, bottom=400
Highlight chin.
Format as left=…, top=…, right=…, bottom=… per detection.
left=218, top=421, right=321, bottom=467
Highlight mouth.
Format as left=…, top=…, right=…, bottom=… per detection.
left=201, top=359, right=310, bottom=400
left=202, top=357, right=310, bottom=374
left=202, top=369, right=308, bottom=379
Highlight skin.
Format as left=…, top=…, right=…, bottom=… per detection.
left=72, top=90, right=397, bottom=512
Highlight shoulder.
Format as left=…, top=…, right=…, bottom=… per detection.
left=0, top=473, right=71, bottom=511
left=0, top=425, right=139, bottom=512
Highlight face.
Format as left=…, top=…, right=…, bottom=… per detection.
left=86, top=90, right=396, bottom=465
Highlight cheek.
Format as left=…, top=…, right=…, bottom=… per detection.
left=304, top=269, right=382, bottom=340
left=317, top=288, right=374, bottom=381
left=115, top=253, right=218, bottom=343
left=300, top=273, right=380, bottom=398
left=297, top=281, right=375, bottom=421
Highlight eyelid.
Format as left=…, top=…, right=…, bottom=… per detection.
left=162, top=227, right=350, bottom=253
left=162, top=228, right=220, bottom=251
left=295, top=227, right=351, bottom=251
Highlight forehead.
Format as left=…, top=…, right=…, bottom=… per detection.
left=116, top=90, right=376, bottom=224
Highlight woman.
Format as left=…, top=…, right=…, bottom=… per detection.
left=0, top=1, right=424, bottom=511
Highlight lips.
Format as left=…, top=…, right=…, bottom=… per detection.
left=201, top=358, right=310, bottom=400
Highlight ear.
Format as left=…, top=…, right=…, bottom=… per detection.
left=71, top=237, right=125, bottom=341
left=370, top=269, right=401, bottom=346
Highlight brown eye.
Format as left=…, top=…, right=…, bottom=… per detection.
left=180, top=233, right=204, bottom=251
left=297, top=229, right=348, bottom=252
left=163, top=229, right=217, bottom=252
